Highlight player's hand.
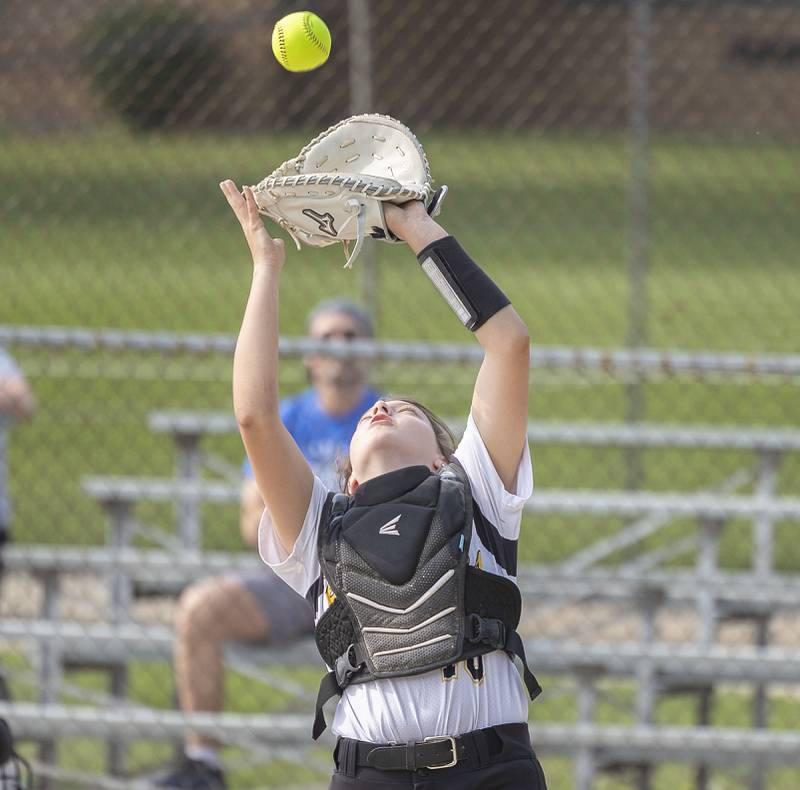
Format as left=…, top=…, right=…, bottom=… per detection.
left=384, top=200, right=447, bottom=255
left=220, top=180, right=285, bottom=270
left=383, top=200, right=428, bottom=238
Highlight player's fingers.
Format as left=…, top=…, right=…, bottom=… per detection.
left=219, top=180, right=246, bottom=220
left=242, top=186, right=270, bottom=234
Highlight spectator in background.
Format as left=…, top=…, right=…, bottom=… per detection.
left=0, top=347, right=36, bottom=550
left=155, top=300, right=380, bottom=790
left=0, top=346, right=35, bottom=703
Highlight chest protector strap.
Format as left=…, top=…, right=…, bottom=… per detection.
left=312, top=463, right=541, bottom=739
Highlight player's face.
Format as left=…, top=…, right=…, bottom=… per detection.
left=349, top=399, right=443, bottom=480
left=305, top=311, right=369, bottom=388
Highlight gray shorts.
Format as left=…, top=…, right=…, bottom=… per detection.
left=239, top=567, right=315, bottom=645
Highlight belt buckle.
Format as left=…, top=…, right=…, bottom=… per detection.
left=422, top=735, right=457, bottom=769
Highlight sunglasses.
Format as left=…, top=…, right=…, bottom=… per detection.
left=317, top=330, right=359, bottom=341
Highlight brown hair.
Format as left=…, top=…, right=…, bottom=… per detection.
left=337, top=397, right=457, bottom=493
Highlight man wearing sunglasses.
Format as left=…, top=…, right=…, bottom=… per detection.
left=155, top=300, right=379, bottom=790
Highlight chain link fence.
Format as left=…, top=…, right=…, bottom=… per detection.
left=1, top=1, right=800, bottom=788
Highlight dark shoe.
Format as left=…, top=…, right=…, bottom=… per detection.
left=152, top=758, right=226, bottom=789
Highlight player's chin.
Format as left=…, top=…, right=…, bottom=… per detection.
left=359, top=429, right=398, bottom=457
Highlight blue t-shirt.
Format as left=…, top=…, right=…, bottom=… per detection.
left=242, top=388, right=381, bottom=491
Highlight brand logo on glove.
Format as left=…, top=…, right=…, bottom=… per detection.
left=302, top=208, right=338, bottom=237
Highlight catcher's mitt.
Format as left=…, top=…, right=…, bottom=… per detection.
left=251, top=114, right=446, bottom=268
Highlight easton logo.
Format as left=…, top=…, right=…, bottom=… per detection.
left=378, top=515, right=401, bottom=536
left=302, top=208, right=338, bottom=237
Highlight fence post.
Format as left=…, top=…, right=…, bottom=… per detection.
left=625, top=0, right=653, bottom=490
left=347, top=0, right=380, bottom=330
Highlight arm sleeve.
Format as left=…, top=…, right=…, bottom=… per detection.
left=257, top=475, right=329, bottom=595
left=453, top=412, right=533, bottom=540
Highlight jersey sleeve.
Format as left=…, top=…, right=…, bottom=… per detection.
left=453, top=412, right=533, bottom=540
left=257, top=475, right=330, bottom=595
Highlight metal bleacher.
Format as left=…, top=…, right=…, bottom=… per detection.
left=2, top=327, right=800, bottom=788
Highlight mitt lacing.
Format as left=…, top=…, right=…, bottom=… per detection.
left=340, top=199, right=366, bottom=269
left=275, top=217, right=304, bottom=252
left=263, top=173, right=425, bottom=200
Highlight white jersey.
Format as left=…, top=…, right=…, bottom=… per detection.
left=258, top=412, right=533, bottom=744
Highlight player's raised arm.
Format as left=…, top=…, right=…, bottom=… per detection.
left=384, top=202, right=530, bottom=491
left=221, top=180, right=314, bottom=554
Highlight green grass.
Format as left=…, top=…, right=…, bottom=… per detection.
left=2, top=127, right=799, bottom=787
left=2, top=129, right=799, bottom=348
left=3, top=124, right=799, bottom=569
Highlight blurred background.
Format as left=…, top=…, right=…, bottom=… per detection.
left=1, top=0, right=799, bottom=788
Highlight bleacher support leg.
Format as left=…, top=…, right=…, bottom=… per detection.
left=753, top=451, right=779, bottom=577
left=108, top=665, right=129, bottom=775
left=750, top=614, right=770, bottom=790
left=694, top=687, right=713, bottom=790
left=696, top=519, right=723, bottom=647
left=750, top=451, right=777, bottom=790
left=105, top=499, right=134, bottom=774
left=106, top=500, right=134, bottom=624
left=175, top=433, right=202, bottom=549
left=694, top=519, right=723, bottom=790
left=38, top=571, right=61, bottom=790
left=633, top=587, right=662, bottom=790
left=575, top=666, right=602, bottom=790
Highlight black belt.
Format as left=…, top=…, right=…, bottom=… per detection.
left=337, top=722, right=531, bottom=772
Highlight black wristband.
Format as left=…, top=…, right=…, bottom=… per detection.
left=417, top=235, right=510, bottom=331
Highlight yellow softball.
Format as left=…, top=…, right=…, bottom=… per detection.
left=272, top=11, right=331, bottom=72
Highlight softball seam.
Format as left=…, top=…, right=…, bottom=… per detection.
left=302, top=13, right=328, bottom=54
left=275, top=24, right=288, bottom=65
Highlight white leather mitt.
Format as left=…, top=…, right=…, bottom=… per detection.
left=251, top=114, right=447, bottom=267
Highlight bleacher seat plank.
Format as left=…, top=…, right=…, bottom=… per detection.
left=82, top=477, right=240, bottom=504
left=3, top=620, right=800, bottom=685
left=2, top=701, right=799, bottom=764
left=6, top=545, right=800, bottom=607
left=0, top=701, right=310, bottom=742
left=517, top=567, right=800, bottom=607
left=524, top=490, right=800, bottom=520
left=149, top=410, right=800, bottom=452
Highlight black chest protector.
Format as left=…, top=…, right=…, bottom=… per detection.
left=312, top=462, right=541, bottom=739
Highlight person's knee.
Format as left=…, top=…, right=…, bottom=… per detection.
left=175, top=579, right=221, bottom=641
